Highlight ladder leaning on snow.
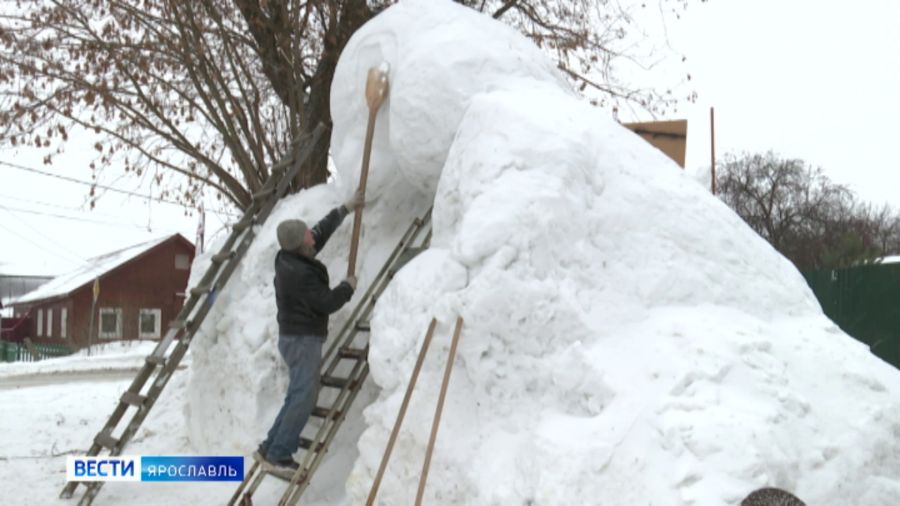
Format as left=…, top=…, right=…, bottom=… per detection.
left=59, top=125, right=327, bottom=506
left=229, top=208, right=433, bottom=506
left=365, top=316, right=464, bottom=506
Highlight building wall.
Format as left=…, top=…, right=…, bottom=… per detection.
left=622, top=120, right=688, bottom=168
left=12, top=298, right=73, bottom=345
left=0, top=315, right=32, bottom=342
left=19, top=237, right=194, bottom=348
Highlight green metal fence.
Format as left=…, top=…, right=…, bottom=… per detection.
left=0, top=340, right=75, bottom=362
left=803, top=262, right=900, bottom=368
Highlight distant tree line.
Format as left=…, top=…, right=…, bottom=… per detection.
left=716, top=151, right=900, bottom=272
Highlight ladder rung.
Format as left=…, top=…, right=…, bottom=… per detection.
left=189, top=285, right=210, bottom=296
left=145, top=355, right=166, bottom=367
left=233, top=216, right=255, bottom=232
left=94, top=432, right=119, bottom=450
left=311, top=406, right=342, bottom=419
left=271, top=158, right=291, bottom=172
left=355, top=321, right=370, bottom=332
left=169, top=319, right=191, bottom=330
left=252, top=187, right=275, bottom=200
left=338, top=347, right=367, bottom=361
left=264, top=466, right=306, bottom=483
left=120, top=391, right=147, bottom=408
left=211, top=251, right=235, bottom=264
left=320, top=375, right=350, bottom=389
left=298, top=437, right=325, bottom=453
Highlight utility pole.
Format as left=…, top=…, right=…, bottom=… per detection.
left=87, top=278, right=99, bottom=356
left=710, top=107, right=717, bottom=195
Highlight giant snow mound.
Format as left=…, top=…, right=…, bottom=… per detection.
left=186, top=1, right=900, bottom=504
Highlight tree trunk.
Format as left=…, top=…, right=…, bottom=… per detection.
left=294, top=0, right=373, bottom=190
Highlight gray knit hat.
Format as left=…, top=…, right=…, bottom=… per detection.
left=277, top=219, right=308, bottom=252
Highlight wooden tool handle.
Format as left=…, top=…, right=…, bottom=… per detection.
left=347, top=66, right=390, bottom=278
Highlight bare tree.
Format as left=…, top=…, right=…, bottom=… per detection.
left=0, top=0, right=351, bottom=210
left=716, top=152, right=900, bottom=271
left=0, top=0, right=698, bottom=212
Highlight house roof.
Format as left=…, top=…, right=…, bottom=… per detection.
left=1, top=297, right=12, bottom=318
left=12, top=234, right=192, bottom=306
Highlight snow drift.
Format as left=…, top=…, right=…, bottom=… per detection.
left=185, top=1, right=900, bottom=504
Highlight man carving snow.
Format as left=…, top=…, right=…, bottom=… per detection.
left=256, top=190, right=364, bottom=473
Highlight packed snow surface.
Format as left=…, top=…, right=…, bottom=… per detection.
left=183, top=1, right=900, bottom=505
left=0, top=340, right=163, bottom=379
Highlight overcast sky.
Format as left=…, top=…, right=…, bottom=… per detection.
left=1, top=0, right=898, bottom=277
left=669, top=0, right=900, bottom=207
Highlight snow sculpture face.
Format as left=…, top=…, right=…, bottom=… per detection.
left=329, top=0, right=569, bottom=201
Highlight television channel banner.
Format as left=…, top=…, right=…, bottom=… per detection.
left=67, top=456, right=243, bottom=482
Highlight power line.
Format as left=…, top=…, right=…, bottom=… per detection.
left=0, top=203, right=89, bottom=263
left=0, top=215, right=85, bottom=266
left=0, top=203, right=149, bottom=229
left=0, top=192, right=131, bottom=221
left=0, top=159, right=240, bottom=218
left=1, top=159, right=186, bottom=206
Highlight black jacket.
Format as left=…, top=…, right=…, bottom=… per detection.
left=275, top=206, right=354, bottom=337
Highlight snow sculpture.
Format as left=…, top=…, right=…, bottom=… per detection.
left=186, top=1, right=900, bottom=504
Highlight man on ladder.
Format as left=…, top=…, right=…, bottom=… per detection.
left=256, top=190, right=365, bottom=474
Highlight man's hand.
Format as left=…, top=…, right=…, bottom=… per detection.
left=343, top=189, right=365, bottom=213
left=344, top=276, right=358, bottom=290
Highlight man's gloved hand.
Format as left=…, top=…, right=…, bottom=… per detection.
left=344, top=276, right=358, bottom=291
left=343, top=189, right=365, bottom=213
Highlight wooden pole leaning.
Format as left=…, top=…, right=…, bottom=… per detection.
left=347, top=65, right=390, bottom=278
left=366, top=318, right=439, bottom=506
left=415, top=317, right=464, bottom=506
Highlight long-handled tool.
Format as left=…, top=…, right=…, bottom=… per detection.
left=347, top=64, right=390, bottom=278
left=366, top=318, right=438, bottom=506
left=416, top=316, right=464, bottom=505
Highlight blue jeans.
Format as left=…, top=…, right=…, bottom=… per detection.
left=261, top=334, right=322, bottom=462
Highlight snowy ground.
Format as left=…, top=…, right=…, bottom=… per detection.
left=0, top=344, right=224, bottom=506
left=0, top=341, right=174, bottom=379
left=0, top=339, right=372, bottom=506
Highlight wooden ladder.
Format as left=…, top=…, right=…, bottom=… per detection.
left=59, top=125, right=327, bottom=506
left=365, top=316, right=464, bottom=506
left=229, top=208, right=433, bottom=506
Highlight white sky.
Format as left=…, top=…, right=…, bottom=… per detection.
left=1, top=0, right=899, bottom=277
left=666, top=0, right=900, bottom=207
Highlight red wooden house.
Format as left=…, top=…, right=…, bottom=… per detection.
left=9, top=234, right=195, bottom=348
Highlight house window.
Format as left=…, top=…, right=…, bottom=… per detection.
left=47, top=309, right=53, bottom=338
left=175, top=254, right=190, bottom=270
left=98, top=307, right=123, bottom=339
left=139, top=309, right=162, bottom=339
left=37, top=309, right=43, bottom=336
left=61, top=308, right=68, bottom=339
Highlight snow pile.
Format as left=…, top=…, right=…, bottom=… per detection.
left=0, top=340, right=162, bottom=379
left=328, top=0, right=567, bottom=200
left=184, top=1, right=900, bottom=504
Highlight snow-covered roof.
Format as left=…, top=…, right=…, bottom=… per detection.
left=0, top=298, right=12, bottom=318
left=881, top=255, right=900, bottom=264
left=12, top=235, right=178, bottom=305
